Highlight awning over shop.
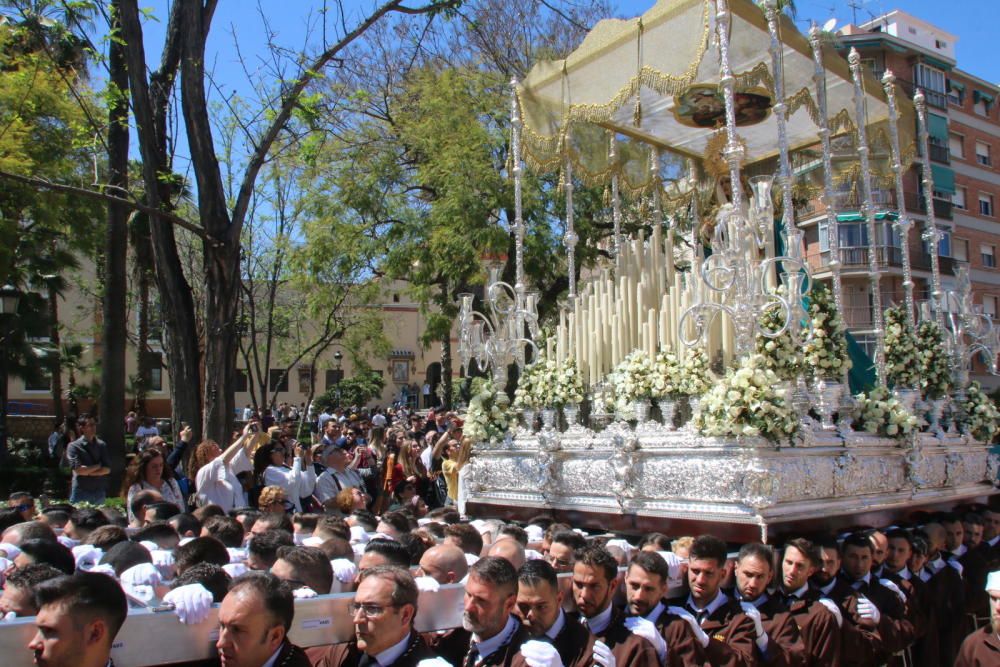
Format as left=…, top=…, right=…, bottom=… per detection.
left=927, top=113, right=948, bottom=143
left=931, top=164, right=956, bottom=193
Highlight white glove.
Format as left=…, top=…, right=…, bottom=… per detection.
left=666, top=606, right=710, bottom=648
left=349, top=526, right=371, bottom=544
left=91, top=564, right=117, bottom=578
left=72, top=545, right=103, bottom=572
left=817, top=598, right=843, bottom=628
left=593, top=640, right=616, bottom=667
left=138, top=540, right=159, bottom=553
left=524, top=549, right=545, bottom=561
left=624, top=615, right=669, bottom=661
left=415, top=659, right=453, bottom=667
left=520, top=640, right=564, bottom=667
left=414, top=575, right=441, bottom=593
left=0, top=611, right=16, bottom=622
left=330, top=558, right=358, bottom=584
left=150, top=550, right=176, bottom=580
left=739, top=602, right=768, bottom=652
left=163, top=583, right=214, bottom=625
left=856, top=596, right=881, bottom=625
left=292, top=586, right=318, bottom=599
left=605, top=538, right=633, bottom=560
left=222, top=563, right=248, bottom=579
left=121, top=563, right=162, bottom=588
left=878, top=578, right=907, bottom=605
left=57, top=536, right=79, bottom=549
left=0, top=543, right=20, bottom=560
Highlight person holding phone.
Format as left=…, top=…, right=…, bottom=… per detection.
left=253, top=438, right=316, bottom=513
left=190, top=422, right=257, bottom=512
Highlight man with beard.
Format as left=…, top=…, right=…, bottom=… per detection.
left=942, top=513, right=990, bottom=623
left=810, top=535, right=883, bottom=666
left=659, top=536, right=757, bottom=666
left=922, top=522, right=967, bottom=663
left=307, top=566, right=443, bottom=667
left=839, top=533, right=915, bottom=665
left=515, top=559, right=596, bottom=667
left=571, top=545, right=662, bottom=667
left=431, top=556, right=558, bottom=667
left=732, top=543, right=804, bottom=666
left=775, top=539, right=841, bottom=666
left=954, top=570, right=1000, bottom=665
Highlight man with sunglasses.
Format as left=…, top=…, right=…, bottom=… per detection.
left=7, top=492, right=34, bottom=521
left=307, top=565, right=445, bottom=667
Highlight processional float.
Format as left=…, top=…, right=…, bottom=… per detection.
left=458, top=0, right=1000, bottom=541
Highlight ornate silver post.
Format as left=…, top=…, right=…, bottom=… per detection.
left=764, top=0, right=813, bottom=416
left=714, top=0, right=746, bottom=211
left=511, top=79, right=527, bottom=302
left=610, top=136, right=623, bottom=270
left=881, top=70, right=916, bottom=328
left=808, top=25, right=844, bottom=315
left=914, top=90, right=945, bottom=328
left=848, top=48, right=887, bottom=386
left=564, top=154, right=577, bottom=299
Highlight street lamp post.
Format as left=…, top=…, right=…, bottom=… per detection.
left=0, top=284, right=22, bottom=461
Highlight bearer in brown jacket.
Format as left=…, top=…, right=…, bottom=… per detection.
left=663, top=535, right=760, bottom=667
left=732, top=543, right=805, bottom=667
left=515, top=560, right=596, bottom=667
left=570, top=545, right=669, bottom=667
left=776, top=539, right=841, bottom=667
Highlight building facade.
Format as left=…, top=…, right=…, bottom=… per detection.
left=799, top=10, right=999, bottom=389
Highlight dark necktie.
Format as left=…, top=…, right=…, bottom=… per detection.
left=464, top=644, right=480, bottom=667
left=359, top=654, right=377, bottom=667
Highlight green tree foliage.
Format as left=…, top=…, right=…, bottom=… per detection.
left=0, top=23, right=102, bottom=394
left=315, top=369, right=385, bottom=409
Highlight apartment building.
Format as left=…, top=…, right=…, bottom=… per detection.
left=5, top=262, right=455, bottom=418
left=799, top=9, right=999, bottom=389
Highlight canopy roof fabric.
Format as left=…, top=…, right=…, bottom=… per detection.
left=516, top=0, right=909, bottom=194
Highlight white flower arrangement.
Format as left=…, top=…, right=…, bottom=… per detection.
left=963, top=381, right=1000, bottom=443
left=513, top=362, right=542, bottom=410
left=514, top=355, right=585, bottom=408
left=854, top=386, right=919, bottom=439
left=755, top=293, right=803, bottom=382
left=651, top=350, right=682, bottom=399
left=691, top=352, right=798, bottom=441
left=609, top=350, right=657, bottom=403
left=884, top=305, right=921, bottom=389
left=803, top=283, right=852, bottom=379
left=463, top=378, right=514, bottom=445
left=916, top=320, right=951, bottom=400
left=676, top=347, right=712, bottom=397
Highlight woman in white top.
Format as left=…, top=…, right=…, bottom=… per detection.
left=253, top=439, right=316, bottom=512
left=190, top=423, right=256, bottom=512
left=122, top=448, right=186, bottom=523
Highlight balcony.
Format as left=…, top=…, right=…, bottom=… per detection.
left=903, top=191, right=954, bottom=220
left=928, top=143, right=950, bottom=164
left=818, top=246, right=903, bottom=269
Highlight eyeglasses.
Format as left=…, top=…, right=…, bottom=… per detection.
left=349, top=602, right=397, bottom=617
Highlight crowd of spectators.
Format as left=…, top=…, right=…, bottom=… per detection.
left=5, top=406, right=998, bottom=666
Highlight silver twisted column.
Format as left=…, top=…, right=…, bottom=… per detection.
left=913, top=90, right=945, bottom=328
left=848, top=48, right=887, bottom=386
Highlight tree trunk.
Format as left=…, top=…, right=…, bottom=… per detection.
left=178, top=1, right=236, bottom=446
left=118, top=0, right=204, bottom=450
left=441, top=284, right=453, bottom=411
left=47, top=278, right=64, bottom=426
left=100, top=3, right=130, bottom=492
